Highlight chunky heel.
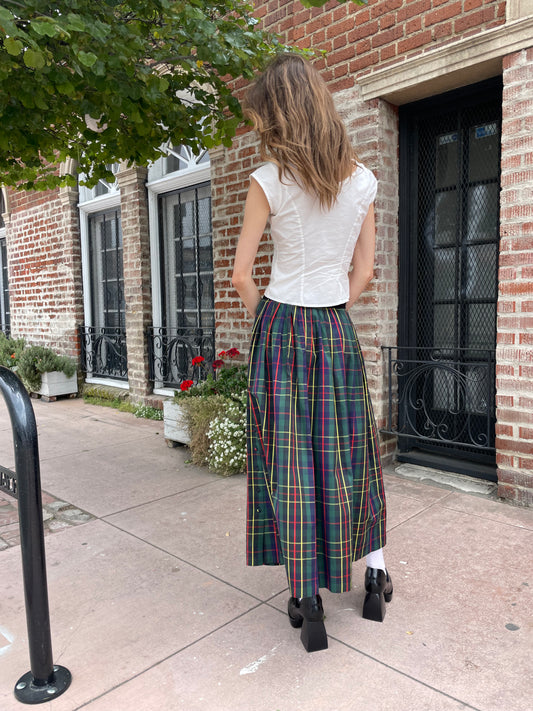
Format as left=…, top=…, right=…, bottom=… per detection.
left=301, top=618, right=328, bottom=652
left=288, top=595, right=328, bottom=652
left=362, top=591, right=386, bottom=622
left=362, top=568, right=393, bottom=622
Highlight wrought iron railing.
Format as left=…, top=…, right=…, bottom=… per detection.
left=79, top=326, right=128, bottom=381
left=381, top=346, right=496, bottom=452
left=147, top=326, right=216, bottom=389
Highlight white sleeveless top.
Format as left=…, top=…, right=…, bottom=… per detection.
left=251, top=161, right=377, bottom=307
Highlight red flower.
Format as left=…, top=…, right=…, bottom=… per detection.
left=191, top=356, right=205, bottom=366
left=218, top=350, right=226, bottom=358
left=180, top=379, right=194, bottom=392
left=10, top=353, right=16, bottom=359
left=212, top=359, right=224, bottom=370
left=226, top=348, right=240, bottom=358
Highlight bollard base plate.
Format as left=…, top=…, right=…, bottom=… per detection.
left=14, top=666, right=72, bottom=705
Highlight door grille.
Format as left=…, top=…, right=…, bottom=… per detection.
left=388, top=80, right=502, bottom=470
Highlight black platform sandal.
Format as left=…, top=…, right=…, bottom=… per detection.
left=362, top=568, right=393, bottom=622
left=288, top=594, right=328, bottom=652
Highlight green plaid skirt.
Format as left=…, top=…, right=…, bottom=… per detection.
left=246, top=297, right=386, bottom=597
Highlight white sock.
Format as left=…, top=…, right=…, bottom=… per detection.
left=366, top=548, right=386, bottom=572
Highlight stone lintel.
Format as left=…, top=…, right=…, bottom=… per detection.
left=359, top=17, right=533, bottom=105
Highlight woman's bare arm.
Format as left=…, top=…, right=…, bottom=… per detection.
left=347, top=203, right=376, bottom=309
left=232, top=178, right=270, bottom=317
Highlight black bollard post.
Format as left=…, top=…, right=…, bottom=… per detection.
left=0, top=366, right=71, bottom=704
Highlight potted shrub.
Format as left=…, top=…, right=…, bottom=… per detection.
left=17, top=345, right=77, bottom=399
left=0, top=332, right=26, bottom=371
left=164, top=349, right=248, bottom=475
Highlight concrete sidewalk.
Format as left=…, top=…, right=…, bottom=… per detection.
left=0, top=397, right=531, bottom=711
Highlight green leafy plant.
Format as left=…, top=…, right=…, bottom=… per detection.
left=174, top=349, right=247, bottom=402
left=0, top=332, right=26, bottom=369
left=17, top=345, right=76, bottom=392
left=134, top=403, right=163, bottom=421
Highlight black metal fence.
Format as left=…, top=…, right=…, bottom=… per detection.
left=79, top=326, right=127, bottom=381
left=147, top=326, right=216, bottom=388
left=381, top=346, right=496, bottom=453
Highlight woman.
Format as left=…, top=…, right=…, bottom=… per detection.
left=232, top=54, right=392, bottom=653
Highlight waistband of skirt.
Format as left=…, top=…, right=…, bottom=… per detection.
left=261, top=296, right=346, bottom=310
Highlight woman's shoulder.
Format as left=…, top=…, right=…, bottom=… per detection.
left=347, top=162, right=378, bottom=198
left=350, top=162, right=377, bottom=184
left=339, top=162, right=377, bottom=206
left=251, top=161, right=279, bottom=181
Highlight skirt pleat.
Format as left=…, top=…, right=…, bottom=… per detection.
left=246, top=298, right=386, bottom=598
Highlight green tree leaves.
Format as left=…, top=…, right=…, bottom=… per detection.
left=4, top=37, right=23, bottom=56
left=0, top=0, right=293, bottom=189
left=23, top=49, right=46, bottom=69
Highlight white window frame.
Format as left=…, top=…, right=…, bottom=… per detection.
left=147, top=146, right=211, bottom=395
left=78, top=170, right=128, bottom=389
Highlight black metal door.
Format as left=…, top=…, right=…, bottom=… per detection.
left=397, top=79, right=502, bottom=477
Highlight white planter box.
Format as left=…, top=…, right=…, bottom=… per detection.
left=163, top=399, right=190, bottom=445
left=38, top=371, right=78, bottom=398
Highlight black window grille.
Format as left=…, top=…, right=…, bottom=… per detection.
left=147, top=326, right=215, bottom=388
left=0, top=235, right=9, bottom=336
left=81, top=209, right=127, bottom=380
left=415, top=103, right=500, bottom=358
left=89, top=210, right=125, bottom=331
left=151, top=182, right=214, bottom=387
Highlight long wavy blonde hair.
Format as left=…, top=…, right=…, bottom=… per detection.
left=243, top=54, right=357, bottom=210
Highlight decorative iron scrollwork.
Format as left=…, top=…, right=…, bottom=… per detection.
left=382, top=346, right=495, bottom=452
left=79, top=326, right=128, bottom=381
left=147, top=326, right=216, bottom=388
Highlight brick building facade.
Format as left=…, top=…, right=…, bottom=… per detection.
left=1, top=0, right=532, bottom=504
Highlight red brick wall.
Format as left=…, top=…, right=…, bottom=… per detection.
left=496, top=47, right=533, bottom=505
left=257, top=0, right=505, bottom=90
left=6, top=185, right=83, bottom=358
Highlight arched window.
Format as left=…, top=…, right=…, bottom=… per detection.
left=78, top=163, right=120, bottom=203
left=147, top=144, right=209, bottom=182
